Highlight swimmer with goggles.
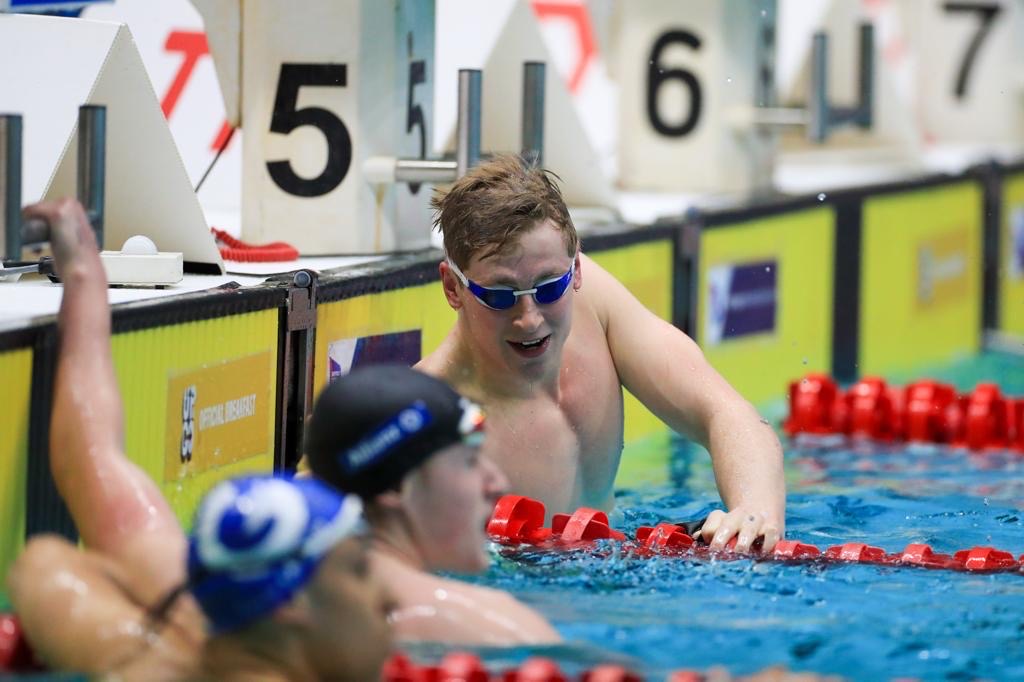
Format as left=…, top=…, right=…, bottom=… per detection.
left=446, top=256, right=576, bottom=310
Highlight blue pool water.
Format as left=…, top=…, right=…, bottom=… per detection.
left=415, top=351, right=1024, bottom=681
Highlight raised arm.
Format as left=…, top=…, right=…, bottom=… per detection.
left=25, top=199, right=184, bottom=588
left=582, top=254, right=785, bottom=552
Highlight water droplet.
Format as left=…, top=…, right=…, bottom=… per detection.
left=817, top=193, right=826, bottom=201
left=726, top=77, right=732, bottom=83
left=801, top=378, right=809, bottom=385
left=761, top=9, right=767, bottom=16
left=802, top=357, right=809, bottom=365
left=764, top=265, right=771, bottom=272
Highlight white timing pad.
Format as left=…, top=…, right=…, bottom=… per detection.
left=100, top=235, right=183, bottom=286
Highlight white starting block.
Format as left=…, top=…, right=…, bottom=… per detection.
left=101, top=236, right=183, bottom=287
left=0, top=13, right=224, bottom=272
left=194, top=0, right=437, bottom=254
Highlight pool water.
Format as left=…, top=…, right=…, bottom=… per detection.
left=422, top=351, right=1024, bottom=681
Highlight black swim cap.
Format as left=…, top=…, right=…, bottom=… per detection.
left=305, top=365, right=485, bottom=499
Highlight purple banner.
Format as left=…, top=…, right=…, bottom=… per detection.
left=327, top=330, right=422, bottom=383
left=705, top=260, right=777, bottom=345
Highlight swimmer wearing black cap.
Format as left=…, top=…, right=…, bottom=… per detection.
left=306, top=364, right=561, bottom=645
left=6, top=200, right=392, bottom=681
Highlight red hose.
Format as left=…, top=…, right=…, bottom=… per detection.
left=211, top=228, right=299, bottom=262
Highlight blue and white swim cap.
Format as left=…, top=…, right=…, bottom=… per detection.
left=187, top=475, right=364, bottom=634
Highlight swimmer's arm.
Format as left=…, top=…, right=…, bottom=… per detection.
left=28, top=200, right=184, bottom=570
left=583, top=255, right=785, bottom=550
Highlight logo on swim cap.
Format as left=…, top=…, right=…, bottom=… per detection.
left=457, top=398, right=485, bottom=446
left=398, top=406, right=426, bottom=431
left=188, top=475, right=364, bottom=634
left=194, top=478, right=312, bottom=570
left=340, top=401, right=434, bottom=473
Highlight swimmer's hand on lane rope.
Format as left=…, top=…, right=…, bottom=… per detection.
left=694, top=508, right=782, bottom=555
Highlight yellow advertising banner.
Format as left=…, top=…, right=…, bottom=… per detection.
left=698, top=207, right=836, bottom=406
left=860, top=182, right=982, bottom=376
left=1000, top=172, right=1024, bottom=336
left=0, top=348, right=32, bottom=582
left=113, top=309, right=278, bottom=529
left=164, top=351, right=273, bottom=482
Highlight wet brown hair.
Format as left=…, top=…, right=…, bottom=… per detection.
left=431, top=154, right=578, bottom=269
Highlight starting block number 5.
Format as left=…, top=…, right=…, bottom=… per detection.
left=266, top=63, right=353, bottom=198
left=242, top=0, right=434, bottom=254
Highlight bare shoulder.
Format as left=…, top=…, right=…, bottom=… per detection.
left=576, top=253, right=633, bottom=328
left=9, top=536, right=147, bottom=670
left=387, top=569, right=559, bottom=645
left=414, top=330, right=481, bottom=400
left=429, top=576, right=560, bottom=643
left=414, top=345, right=450, bottom=379
left=8, top=535, right=201, bottom=677
left=415, top=326, right=460, bottom=380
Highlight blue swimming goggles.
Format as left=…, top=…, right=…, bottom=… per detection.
left=447, top=257, right=576, bottom=311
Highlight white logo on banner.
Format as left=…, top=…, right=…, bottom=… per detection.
left=327, top=338, right=359, bottom=383
left=705, top=265, right=734, bottom=346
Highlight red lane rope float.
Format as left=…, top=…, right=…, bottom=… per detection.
left=487, top=495, right=1024, bottom=576
left=384, top=652, right=653, bottom=682
left=0, top=614, right=44, bottom=674
left=4, top=614, right=657, bottom=681
left=784, top=374, right=1024, bottom=452
left=210, top=227, right=299, bottom=262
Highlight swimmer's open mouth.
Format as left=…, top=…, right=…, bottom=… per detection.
left=507, top=335, right=551, bottom=357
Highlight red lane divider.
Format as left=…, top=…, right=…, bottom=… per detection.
left=0, top=616, right=671, bottom=682
left=384, top=652, right=687, bottom=682
left=785, top=375, right=1024, bottom=452
left=487, top=495, right=1024, bottom=576
left=0, top=614, right=44, bottom=673
left=552, top=508, right=627, bottom=543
